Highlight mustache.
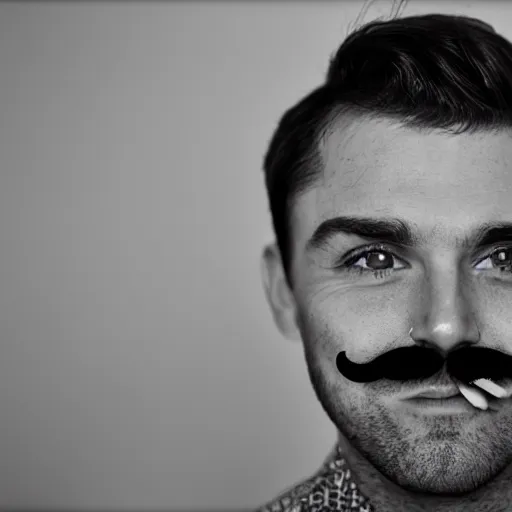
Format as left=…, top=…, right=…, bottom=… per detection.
left=336, top=346, right=512, bottom=384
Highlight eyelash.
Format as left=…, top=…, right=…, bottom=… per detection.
left=337, top=243, right=404, bottom=279
left=336, top=244, right=512, bottom=279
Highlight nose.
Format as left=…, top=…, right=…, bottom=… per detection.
left=410, top=259, right=480, bottom=354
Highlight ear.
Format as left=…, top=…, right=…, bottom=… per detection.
left=260, top=242, right=301, bottom=341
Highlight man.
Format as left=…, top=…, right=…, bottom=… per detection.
left=256, top=8, right=512, bottom=512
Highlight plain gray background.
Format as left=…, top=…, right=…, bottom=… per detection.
left=1, top=1, right=510, bottom=510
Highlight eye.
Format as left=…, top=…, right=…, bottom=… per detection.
left=475, top=247, right=512, bottom=271
left=347, top=249, right=407, bottom=271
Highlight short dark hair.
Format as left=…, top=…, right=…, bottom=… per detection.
left=263, top=11, right=512, bottom=289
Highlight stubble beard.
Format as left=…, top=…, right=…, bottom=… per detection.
left=301, top=334, right=512, bottom=497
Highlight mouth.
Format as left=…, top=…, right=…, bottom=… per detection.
left=404, top=380, right=511, bottom=414
left=412, top=387, right=461, bottom=399
left=405, top=394, right=480, bottom=413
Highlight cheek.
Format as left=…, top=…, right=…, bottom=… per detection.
left=302, top=319, right=378, bottom=419
left=298, top=281, right=411, bottom=357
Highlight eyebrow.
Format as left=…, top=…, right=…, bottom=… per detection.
left=305, top=216, right=512, bottom=254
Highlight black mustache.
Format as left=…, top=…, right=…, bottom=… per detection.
left=336, top=346, right=512, bottom=384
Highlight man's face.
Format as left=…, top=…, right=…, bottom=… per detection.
left=287, top=116, right=512, bottom=494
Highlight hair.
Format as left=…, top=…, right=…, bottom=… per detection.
left=262, top=7, right=512, bottom=290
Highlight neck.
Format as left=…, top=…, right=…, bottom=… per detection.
left=336, top=432, right=512, bottom=512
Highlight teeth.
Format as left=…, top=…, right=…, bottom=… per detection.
left=471, top=378, right=508, bottom=398
left=457, top=383, right=488, bottom=410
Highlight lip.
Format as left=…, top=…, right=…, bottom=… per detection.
left=407, top=386, right=461, bottom=399
left=407, top=395, right=481, bottom=413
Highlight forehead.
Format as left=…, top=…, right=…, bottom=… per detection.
left=291, top=116, right=512, bottom=250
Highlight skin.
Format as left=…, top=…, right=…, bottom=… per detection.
left=261, top=115, right=512, bottom=511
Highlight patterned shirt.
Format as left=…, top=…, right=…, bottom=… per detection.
left=254, top=444, right=374, bottom=512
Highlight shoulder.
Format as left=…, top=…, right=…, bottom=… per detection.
left=253, top=472, right=319, bottom=512
left=254, top=447, right=339, bottom=511
left=252, top=445, right=374, bottom=512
